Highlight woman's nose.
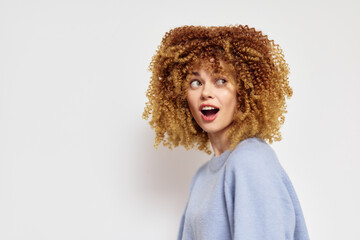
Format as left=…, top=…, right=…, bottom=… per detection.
left=201, top=83, right=214, bottom=99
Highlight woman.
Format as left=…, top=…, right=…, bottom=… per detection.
left=143, top=25, right=310, bottom=240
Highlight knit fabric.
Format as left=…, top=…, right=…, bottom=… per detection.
left=177, top=137, right=310, bottom=240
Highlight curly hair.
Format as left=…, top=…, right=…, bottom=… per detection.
left=143, top=25, right=292, bottom=154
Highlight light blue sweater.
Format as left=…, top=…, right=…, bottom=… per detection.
left=177, top=137, right=310, bottom=240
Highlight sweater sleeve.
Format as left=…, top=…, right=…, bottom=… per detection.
left=224, top=142, right=297, bottom=240
left=177, top=163, right=207, bottom=240
left=177, top=201, right=188, bottom=240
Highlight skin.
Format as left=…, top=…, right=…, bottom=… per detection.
left=186, top=61, right=237, bottom=156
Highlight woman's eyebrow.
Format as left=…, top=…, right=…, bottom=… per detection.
left=191, top=72, right=200, bottom=76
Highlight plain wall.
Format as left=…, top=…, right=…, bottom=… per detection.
left=1, top=0, right=359, bottom=239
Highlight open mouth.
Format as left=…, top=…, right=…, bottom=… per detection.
left=201, top=108, right=219, bottom=117
left=200, top=106, right=219, bottom=121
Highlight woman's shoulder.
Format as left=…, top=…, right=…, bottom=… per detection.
left=232, top=137, right=273, bottom=154
left=225, top=137, right=283, bottom=180
left=229, top=137, right=279, bottom=164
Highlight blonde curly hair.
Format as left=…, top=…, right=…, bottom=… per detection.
left=143, top=25, right=292, bottom=154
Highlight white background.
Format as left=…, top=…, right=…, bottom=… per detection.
left=1, top=0, right=359, bottom=239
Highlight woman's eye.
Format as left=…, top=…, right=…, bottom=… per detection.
left=216, top=79, right=226, bottom=86
left=190, top=80, right=201, bottom=88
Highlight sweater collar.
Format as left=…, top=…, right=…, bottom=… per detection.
left=209, top=150, right=231, bottom=172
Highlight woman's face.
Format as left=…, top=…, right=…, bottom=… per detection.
left=186, top=61, right=237, bottom=137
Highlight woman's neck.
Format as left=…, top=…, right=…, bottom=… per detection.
left=208, top=130, right=231, bottom=157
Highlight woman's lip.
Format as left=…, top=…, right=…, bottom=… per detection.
left=200, top=110, right=218, bottom=122
left=199, top=104, right=219, bottom=111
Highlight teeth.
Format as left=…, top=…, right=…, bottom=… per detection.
left=202, top=106, right=216, bottom=110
